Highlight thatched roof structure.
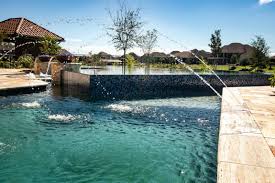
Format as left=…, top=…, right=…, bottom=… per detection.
left=0, top=18, right=64, bottom=41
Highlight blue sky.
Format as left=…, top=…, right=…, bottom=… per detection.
left=1, top=0, right=275, bottom=55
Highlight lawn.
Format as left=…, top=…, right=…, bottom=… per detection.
left=149, top=63, right=275, bottom=74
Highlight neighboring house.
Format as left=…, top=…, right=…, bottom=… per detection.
left=149, top=52, right=169, bottom=58
left=98, top=52, right=113, bottom=60
left=208, top=43, right=254, bottom=65
left=128, top=52, right=140, bottom=61
left=141, top=52, right=174, bottom=64
left=222, top=43, right=254, bottom=62
left=171, top=49, right=211, bottom=64
left=0, top=17, right=64, bottom=58
left=172, top=51, right=195, bottom=64
left=191, top=49, right=211, bottom=59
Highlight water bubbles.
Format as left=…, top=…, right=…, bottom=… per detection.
left=48, top=114, right=77, bottom=122
left=105, top=104, right=133, bottom=113
left=0, top=142, right=6, bottom=153
left=21, top=101, right=41, bottom=108
left=179, top=169, right=185, bottom=176
left=197, top=118, right=209, bottom=126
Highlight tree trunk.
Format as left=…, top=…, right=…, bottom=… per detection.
left=123, top=49, right=126, bottom=75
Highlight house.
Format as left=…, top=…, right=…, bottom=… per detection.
left=98, top=52, right=113, bottom=60
left=149, top=52, right=169, bottom=58
left=171, top=49, right=211, bottom=64
left=0, top=17, right=64, bottom=58
left=140, top=52, right=175, bottom=64
left=208, top=43, right=254, bottom=65
left=172, top=51, right=194, bottom=63
left=128, top=52, right=140, bottom=61
left=222, top=43, right=253, bottom=62
left=191, top=49, right=211, bottom=59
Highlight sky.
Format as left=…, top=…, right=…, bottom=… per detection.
left=1, top=0, right=275, bottom=56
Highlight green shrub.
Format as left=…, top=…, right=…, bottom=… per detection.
left=126, top=54, right=136, bottom=66
left=239, top=58, right=251, bottom=66
left=17, top=55, right=34, bottom=68
left=0, top=60, right=10, bottom=68
left=269, top=73, right=275, bottom=88
left=229, top=66, right=237, bottom=70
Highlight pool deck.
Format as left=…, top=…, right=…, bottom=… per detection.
left=0, top=69, right=48, bottom=95
left=218, top=86, right=275, bottom=183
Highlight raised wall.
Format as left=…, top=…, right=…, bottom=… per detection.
left=61, top=71, right=271, bottom=100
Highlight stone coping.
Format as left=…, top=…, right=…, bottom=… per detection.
left=218, top=86, right=275, bottom=183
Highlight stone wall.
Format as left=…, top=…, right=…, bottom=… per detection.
left=62, top=71, right=90, bottom=88
left=61, top=71, right=271, bottom=100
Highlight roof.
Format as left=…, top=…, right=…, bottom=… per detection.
left=191, top=49, right=211, bottom=58
left=98, top=51, right=113, bottom=59
left=170, top=51, right=181, bottom=55
left=0, top=18, right=64, bottom=41
left=172, top=51, right=193, bottom=58
left=222, top=43, right=253, bottom=54
left=58, top=49, right=73, bottom=56
left=149, top=52, right=169, bottom=58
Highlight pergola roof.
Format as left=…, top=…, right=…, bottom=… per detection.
left=0, top=18, right=64, bottom=41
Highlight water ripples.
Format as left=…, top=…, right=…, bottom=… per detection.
left=0, top=92, right=220, bottom=183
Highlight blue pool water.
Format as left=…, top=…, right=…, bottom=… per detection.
left=0, top=88, right=220, bottom=183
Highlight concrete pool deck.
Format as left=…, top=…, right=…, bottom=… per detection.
left=0, top=69, right=48, bottom=95
left=218, top=86, right=275, bottom=183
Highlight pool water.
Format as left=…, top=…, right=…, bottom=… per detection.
left=0, top=88, right=220, bottom=183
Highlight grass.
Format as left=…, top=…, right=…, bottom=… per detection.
left=148, top=63, right=275, bottom=74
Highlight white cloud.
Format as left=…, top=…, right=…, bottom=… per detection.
left=259, top=0, right=274, bottom=5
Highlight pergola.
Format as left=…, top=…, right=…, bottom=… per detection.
left=0, top=17, right=64, bottom=58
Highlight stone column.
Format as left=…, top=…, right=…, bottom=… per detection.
left=51, top=62, right=64, bottom=85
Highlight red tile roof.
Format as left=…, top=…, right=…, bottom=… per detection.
left=0, top=18, right=64, bottom=41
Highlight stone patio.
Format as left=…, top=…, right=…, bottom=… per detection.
left=218, top=86, right=275, bottom=183
left=0, top=69, right=48, bottom=95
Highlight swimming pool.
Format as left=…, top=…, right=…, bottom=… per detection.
left=0, top=87, right=220, bottom=183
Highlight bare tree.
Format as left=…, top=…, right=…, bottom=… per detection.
left=107, top=1, right=143, bottom=74
left=137, top=29, right=158, bottom=56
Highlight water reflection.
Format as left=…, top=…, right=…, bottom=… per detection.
left=80, top=65, right=248, bottom=75
left=80, top=65, right=191, bottom=75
